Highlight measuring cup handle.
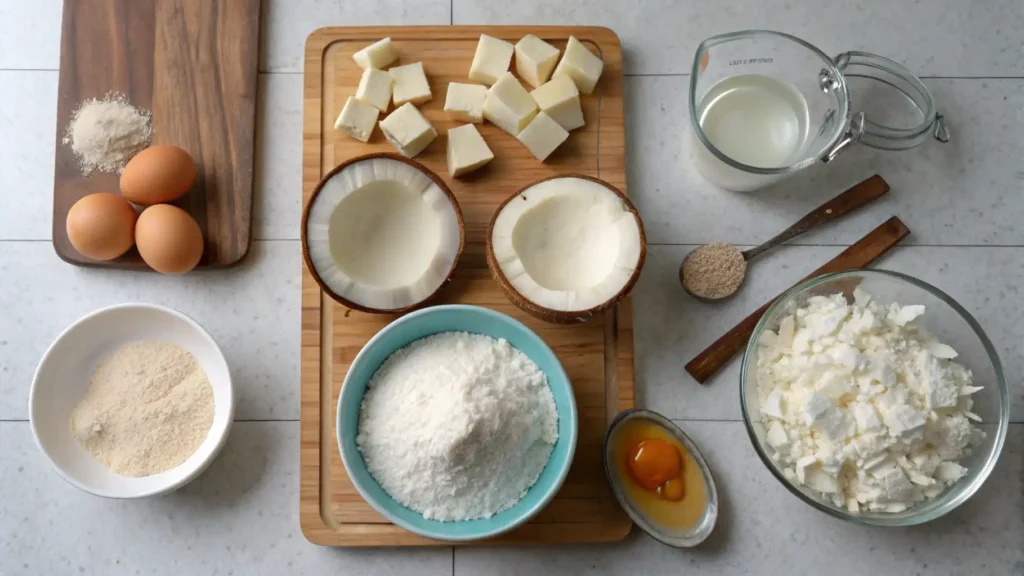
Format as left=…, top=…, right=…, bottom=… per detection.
left=822, top=112, right=865, bottom=163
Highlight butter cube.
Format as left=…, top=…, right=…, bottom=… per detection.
left=517, top=112, right=569, bottom=161
left=355, top=68, right=393, bottom=112
left=334, top=96, right=379, bottom=143
left=444, top=83, right=487, bottom=123
left=514, top=35, right=560, bottom=88
left=469, top=34, right=514, bottom=86
left=552, top=36, right=604, bottom=94
left=353, top=38, right=397, bottom=70
left=447, top=124, right=494, bottom=177
left=482, top=72, right=538, bottom=136
left=379, top=103, right=437, bottom=158
left=389, top=62, right=432, bottom=107
left=530, top=76, right=585, bottom=131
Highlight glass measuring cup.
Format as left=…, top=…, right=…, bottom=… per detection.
left=689, top=30, right=948, bottom=192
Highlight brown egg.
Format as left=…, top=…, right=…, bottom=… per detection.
left=135, top=204, right=204, bottom=274
left=120, top=145, right=197, bottom=205
left=66, top=193, right=137, bottom=261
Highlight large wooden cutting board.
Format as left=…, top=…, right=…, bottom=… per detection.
left=300, top=26, right=635, bottom=546
left=52, top=0, right=260, bottom=269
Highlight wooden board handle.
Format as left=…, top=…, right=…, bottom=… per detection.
left=742, top=175, right=890, bottom=261
left=685, top=216, right=911, bottom=384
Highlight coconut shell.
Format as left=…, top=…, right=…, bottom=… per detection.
left=486, top=174, right=647, bottom=324
left=301, top=153, right=465, bottom=315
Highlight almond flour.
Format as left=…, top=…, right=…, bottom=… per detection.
left=70, top=341, right=214, bottom=477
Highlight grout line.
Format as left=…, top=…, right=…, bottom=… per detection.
left=648, top=243, right=1024, bottom=249
left=622, top=73, right=1024, bottom=79
left=666, top=419, right=1024, bottom=426
left=0, top=238, right=301, bottom=243
left=5, top=240, right=1024, bottom=248
left=7, top=68, right=1023, bottom=80
left=5, top=419, right=1024, bottom=426
left=0, top=418, right=300, bottom=423
left=918, top=75, right=1024, bottom=80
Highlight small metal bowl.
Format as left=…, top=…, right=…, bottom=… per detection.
left=602, top=409, right=719, bottom=547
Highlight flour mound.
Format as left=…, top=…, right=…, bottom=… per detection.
left=356, top=332, right=558, bottom=521
left=70, top=341, right=214, bottom=477
left=63, top=92, right=152, bottom=175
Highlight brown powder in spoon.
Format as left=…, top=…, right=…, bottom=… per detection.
left=680, top=242, right=747, bottom=299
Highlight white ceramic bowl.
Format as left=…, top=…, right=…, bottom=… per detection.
left=29, top=303, right=234, bottom=498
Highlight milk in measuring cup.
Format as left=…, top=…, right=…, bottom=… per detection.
left=690, top=31, right=947, bottom=192
left=691, top=74, right=810, bottom=190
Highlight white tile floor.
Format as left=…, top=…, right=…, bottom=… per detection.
left=1, top=1, right=1022, bottom=574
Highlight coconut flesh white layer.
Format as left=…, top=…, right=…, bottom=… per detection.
left=491, top=177, right=642, bottom=312
left=305, top=157, right=461, bottom=310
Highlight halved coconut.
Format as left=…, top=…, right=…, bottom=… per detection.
left=302, top=153, right=464, bottom=313
left=487, top=175, right=646, bottom=323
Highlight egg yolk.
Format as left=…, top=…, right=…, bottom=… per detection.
left=627, top=438, right=683, bottom=499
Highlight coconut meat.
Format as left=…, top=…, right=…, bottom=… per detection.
left=491, top=177, right=642, bottom=312
left=305, top=157, right=461, bottom=310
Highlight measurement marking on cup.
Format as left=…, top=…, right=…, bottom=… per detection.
left=729, top=57, right=773, bottom=65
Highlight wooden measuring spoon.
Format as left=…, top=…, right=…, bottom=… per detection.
left=679, top=174, right=890, bottom=301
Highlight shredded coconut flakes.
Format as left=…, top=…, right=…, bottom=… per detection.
left=356, top=332, right=558, bottom=521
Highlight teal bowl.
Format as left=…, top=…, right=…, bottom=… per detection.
left=336, top=304, right=578, bottom=542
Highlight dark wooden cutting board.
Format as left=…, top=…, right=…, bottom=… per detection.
left=52, top=0, right=261, bottom=270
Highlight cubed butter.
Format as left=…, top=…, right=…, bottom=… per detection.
left=552, top=36, right=604, bottom=94
left=517, top=112, right=569, bottom=161
left=379, top=102, right=437, bottom=158
left=447, top=124, right=494, bottom=177
left=334, top=96, right=380, bottom=142
left=469, top=34, right=514, bottom=86
left=389, top=62, right=432, bottom=107
left=514, top=34, right=560, bottom=89
left=444, top=83, right=487, bottom=123
left=530, top=76, right=585, bottom=131
left=352, top=38, right=397, bottom=70
left=355, top=68, right=393, bottom=112
left=482, top=72, right=538, bottom=136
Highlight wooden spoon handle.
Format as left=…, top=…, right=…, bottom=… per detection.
left=742, top=175, right=890, bottom=261
left=685, top=216, right=910, bottom=384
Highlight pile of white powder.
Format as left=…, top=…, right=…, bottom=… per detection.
left=356, top=332, right=558, bottom=521
left=63, top=92, right=152, bottom=175
left=755, top=289, right=985, bottom=514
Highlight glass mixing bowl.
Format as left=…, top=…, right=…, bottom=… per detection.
left=739, top=270, right=1009, bottom=526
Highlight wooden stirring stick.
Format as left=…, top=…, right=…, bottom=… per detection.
left=684, top=216, right=911, bottom=384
